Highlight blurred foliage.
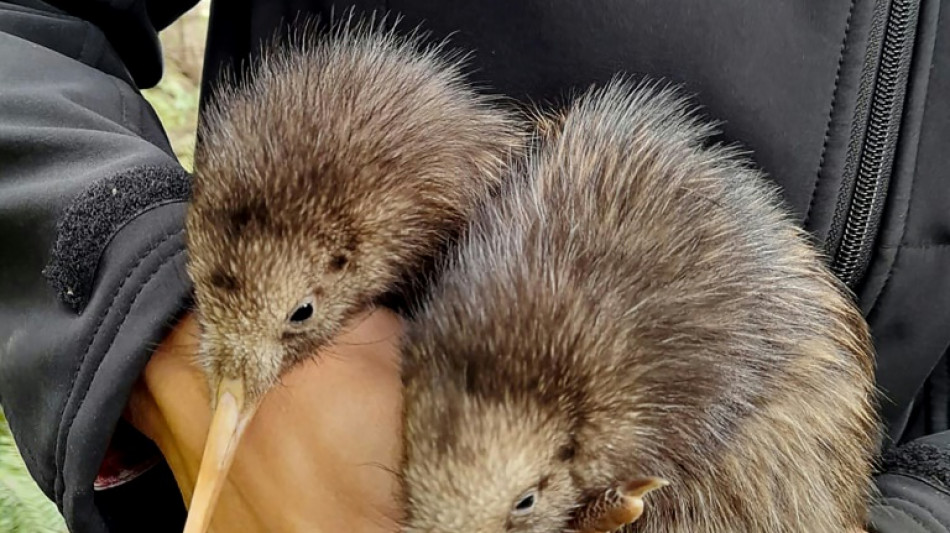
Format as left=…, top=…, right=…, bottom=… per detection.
left=143, top=68, right=201, bottom=171
left=0, top=3, right=208, bottom=531
left=0, top=409, right=68, bottom=532
left=142, top=0, right=208, bottom=172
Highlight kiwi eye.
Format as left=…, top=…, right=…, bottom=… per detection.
left=512, top=492, right=536, bottom=514
left=289, top=303, right=313, bottom=323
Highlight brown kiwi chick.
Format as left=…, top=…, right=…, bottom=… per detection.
left=398, top=80, right=878, bottom=532
left=182, top=21, right=522, bottom=533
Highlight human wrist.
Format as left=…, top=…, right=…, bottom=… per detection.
left=126, top=310, right=404, bottom=532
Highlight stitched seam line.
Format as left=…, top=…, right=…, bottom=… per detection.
left=878, top=242, right=950, bottom=250
left=54, top=228, right=185, bottom=501
left=804, top=0, right=857, bottom=229
left=1, top=5, right=92, bottom=25
left=897, top=243, right=950, bottom=250
left=110, top=76, right=131, bottom=137
left=866, top=129, right=922, bottom=323
left=885, top=472, right=950, bottom=499
left=61, top=246, right=187, bottom=502
left=884, top=495, right=944, bottom=533
left=77, top=21, right=92, bottom=66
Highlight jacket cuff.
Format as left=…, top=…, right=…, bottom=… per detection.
left=869, top=433, right=950, bottom=532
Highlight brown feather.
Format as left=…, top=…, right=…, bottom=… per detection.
left=399, top=80, right=878, bottom=533
left=186, top=20, right=523, bottom=402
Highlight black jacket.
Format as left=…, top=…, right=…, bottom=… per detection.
left=1, top=0, right=949, bottom=531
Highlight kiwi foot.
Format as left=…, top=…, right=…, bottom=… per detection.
left=571, top=477, right=670, bottom=533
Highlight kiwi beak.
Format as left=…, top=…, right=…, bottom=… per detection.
left=182, top=378, right=259, bottom=533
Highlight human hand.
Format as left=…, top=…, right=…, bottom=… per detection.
left=125, top=308, right=404, bottom=532
left=123, top=308, right=873, bottom=533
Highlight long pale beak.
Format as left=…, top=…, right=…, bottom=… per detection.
left=183, top=378, right=259, bottom=533
left=573, top=476, right=670, bottom=533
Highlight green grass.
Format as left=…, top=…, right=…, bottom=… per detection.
left=143, top=67, right=201, bottom=171
left=0, top=409, right=68, bottom=532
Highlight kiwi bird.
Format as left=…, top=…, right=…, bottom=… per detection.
left=183, top=22, right=522, bottom=533
left=398, top=80, right=878, bottom=532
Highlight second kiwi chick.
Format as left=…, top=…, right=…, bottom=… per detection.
left=399, top=80, right=878, bottom=533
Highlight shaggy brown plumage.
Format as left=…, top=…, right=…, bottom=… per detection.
left=186, top=22, right=522, bottom=403
left=399, top=80, right=878, bottom=533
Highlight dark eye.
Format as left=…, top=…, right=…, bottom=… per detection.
left=289, top=303, right=313, bottom=323
left=512, top=492, right=536, bottom=514
left=328, top=254, right=348, bottom=272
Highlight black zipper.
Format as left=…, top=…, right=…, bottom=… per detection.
left=828, top=0, right=920, bottom=289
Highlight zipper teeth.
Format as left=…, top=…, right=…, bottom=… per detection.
left=832, top=0, right=914, bottom=287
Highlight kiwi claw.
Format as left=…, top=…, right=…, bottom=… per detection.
left=623, top=477, right=671, bottom=499
left=572, top=477, right=670, bottom=533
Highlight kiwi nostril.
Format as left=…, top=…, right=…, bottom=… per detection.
left=329, top=254, right=348, bottom=271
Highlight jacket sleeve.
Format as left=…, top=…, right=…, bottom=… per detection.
left=869, top=431, right=950, bottom=533
left=0, top=1, right=196, bottom=531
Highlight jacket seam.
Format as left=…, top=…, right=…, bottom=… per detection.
left=887, top=243, right=950, bottom=250
left=866, top=144, right=922, bottom=325
left=54, top=228, right=185, bottom=502
left=76, top=20, right=92, bottom=67
left=884, top=472, right=950, bottom=500
left=5, top=6, right=138, bottom=87
left=803, top=0, right=857, bottom=230
left=0, top=3, right=85, bottom=25
left=883, top=495, right=946, bottom=532
left=65, top=246, right=188, bottom=495
left=110, top=75, right=131, bottom=136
